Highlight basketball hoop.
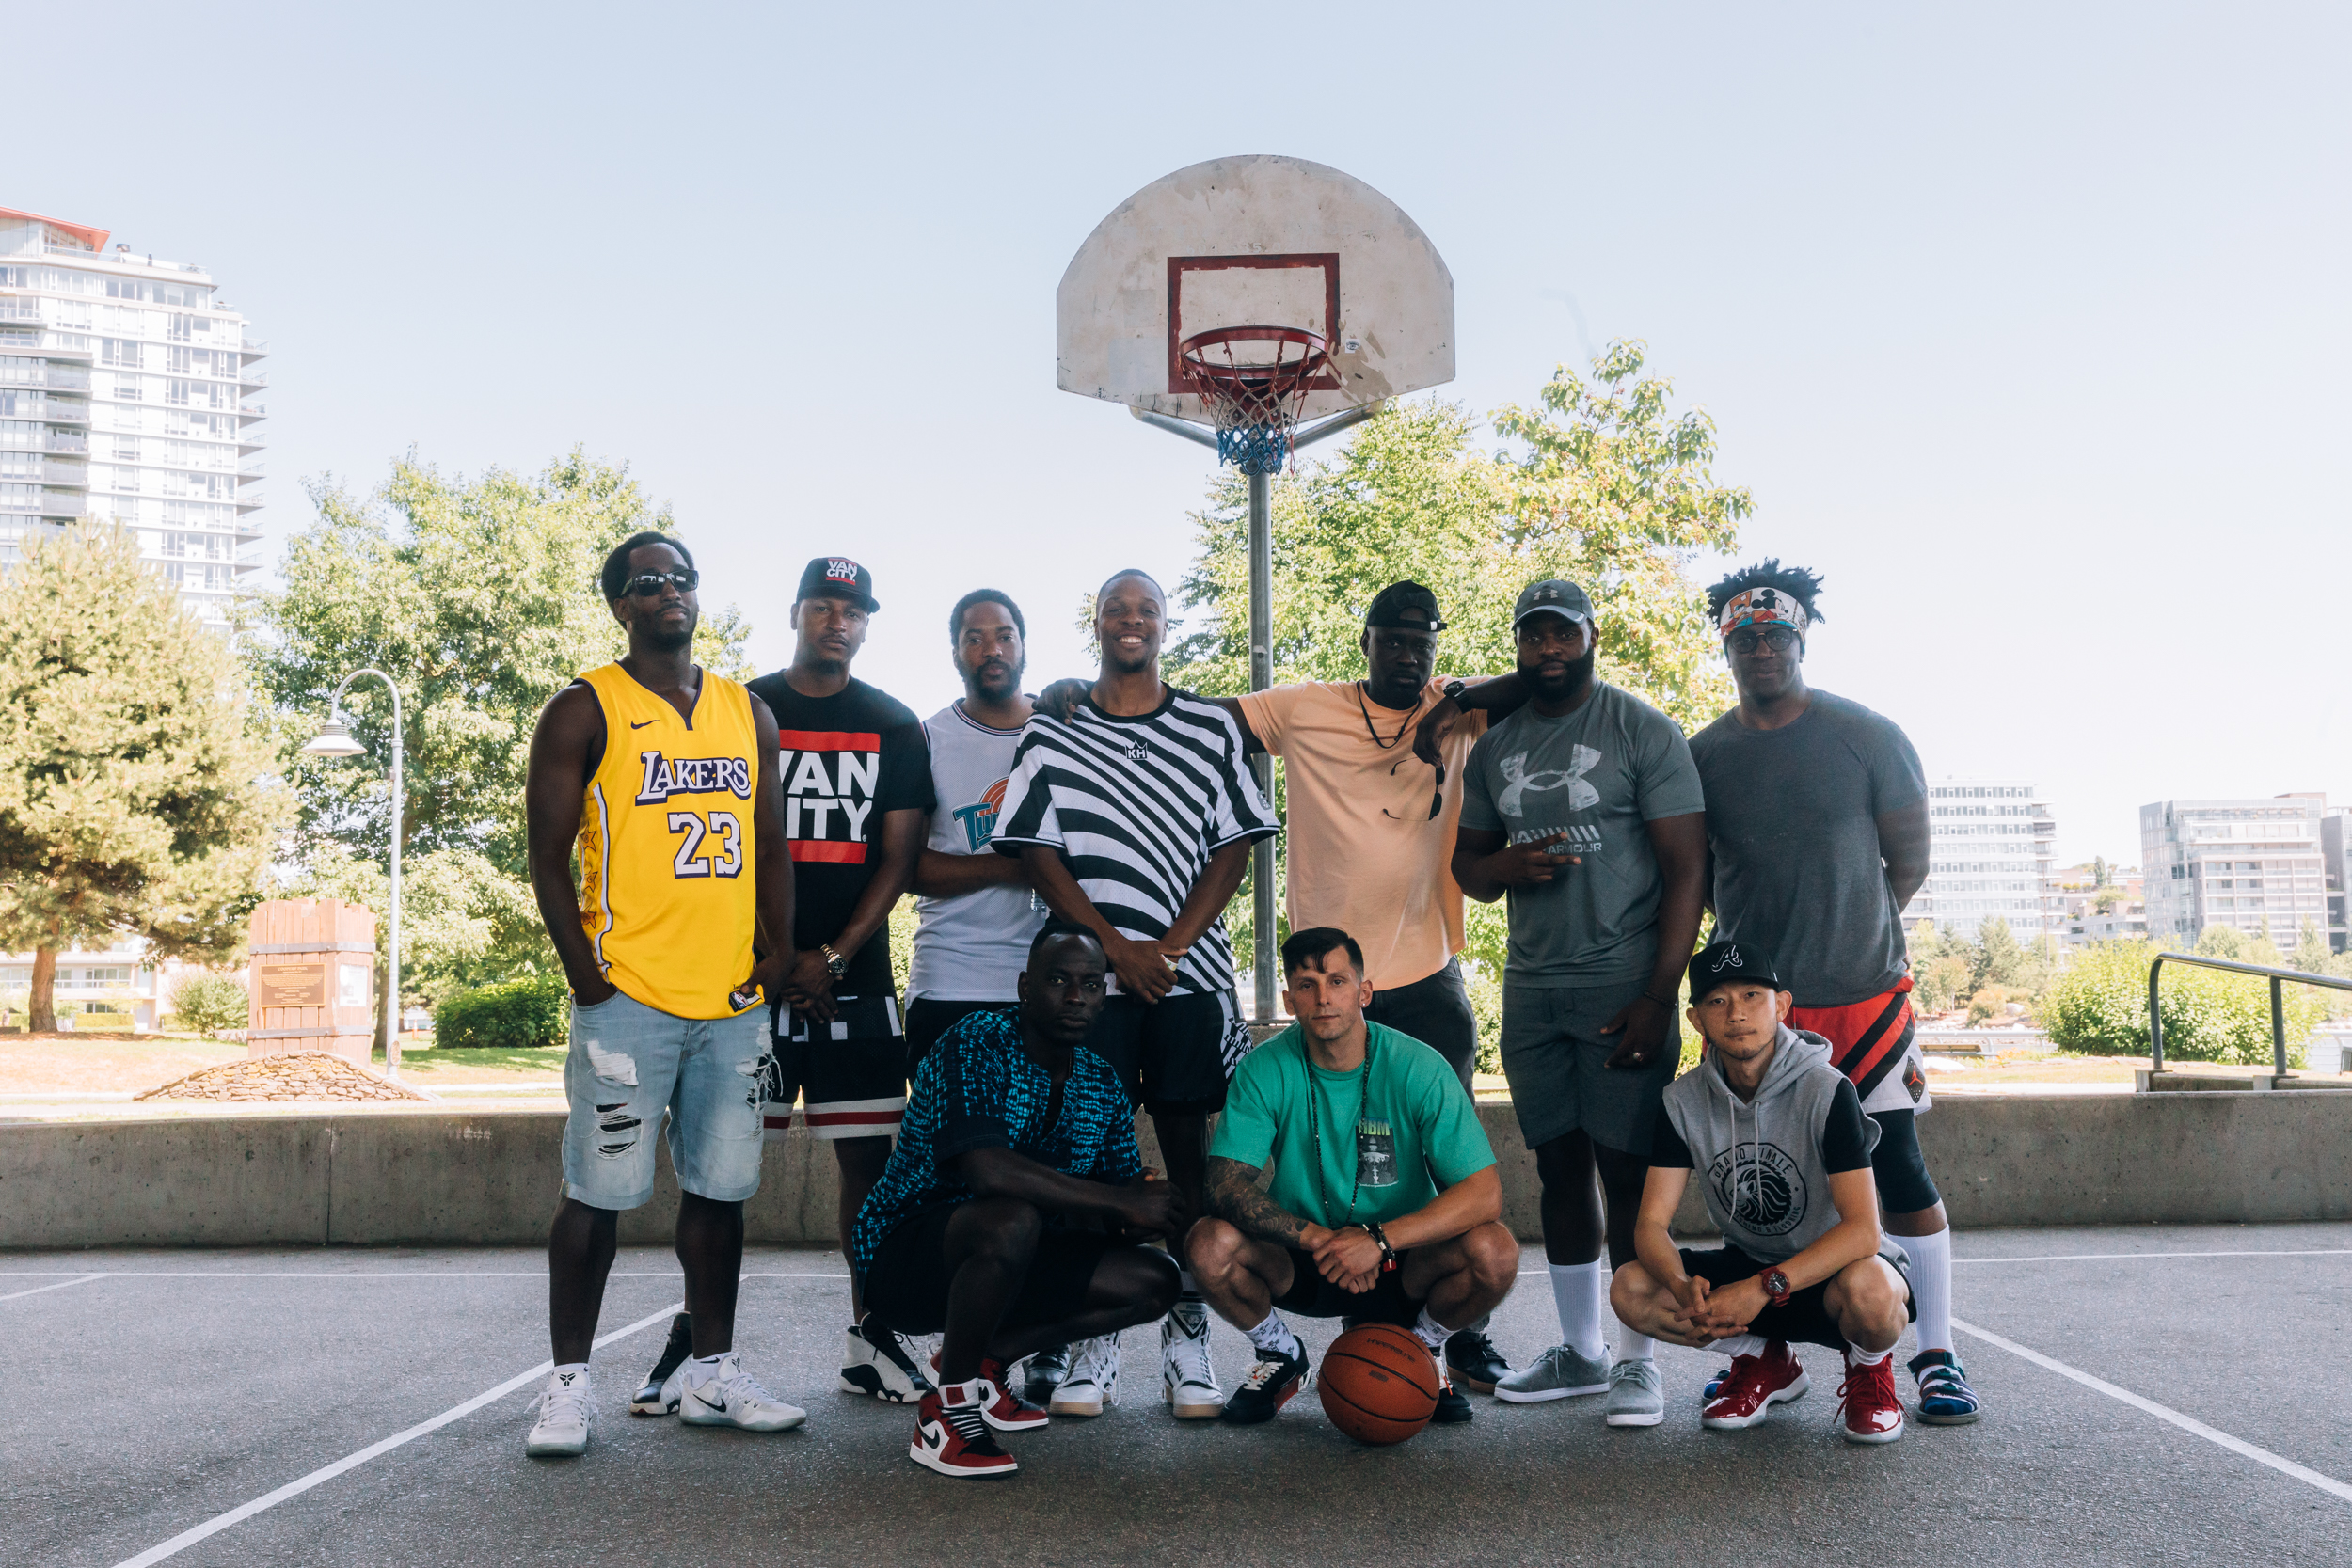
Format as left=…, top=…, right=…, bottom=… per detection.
left=1177, top=325, right=1330, bottom=475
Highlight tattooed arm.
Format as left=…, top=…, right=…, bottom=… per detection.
left=1204, top=1155, right=1322, bottom=1250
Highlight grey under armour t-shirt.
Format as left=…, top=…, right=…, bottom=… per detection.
left=1459, top=683, right=1706, bottom=985
left=1687, top=689, right=1926, bottom=1008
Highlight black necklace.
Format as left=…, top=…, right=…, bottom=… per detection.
left=1305, top=1030, right=1377, bottom=1227
left=1354, top=682, right=1415, bottom=752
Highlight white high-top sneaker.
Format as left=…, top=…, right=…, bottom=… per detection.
left=525, top=1367, right=596, bottom=1457
left=1049, top=1334, right=1121, bottom=1417
left=1160, top=1300, right=1222, bottom=1419
left=677, top=1352, right=807, bottom=1432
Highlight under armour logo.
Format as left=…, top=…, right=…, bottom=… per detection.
left=1497, top=744, right=1601, bottom=816
left=1711, top=944, right=1743, bottom=972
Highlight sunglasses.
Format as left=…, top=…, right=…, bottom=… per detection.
left=1726, top=625, right=1798, bottom=654
left=622, top=569, right=699, bottom=597
left=1384, top=757, right=1447, bottom=821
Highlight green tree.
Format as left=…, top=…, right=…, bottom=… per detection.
left=2195, top=924, right=2248, bottom=961
left=167, top=971, right=249, bottom=1037
left=0, top=525, right=284, bottom=1029
left=1162, top=343, right=1750, bottom=1050
left=1973, top=917, right=2023, bottom=988
left=2045, top=938, right=2322, bottom=1067
left=244, top=449, right=752, bottom=1006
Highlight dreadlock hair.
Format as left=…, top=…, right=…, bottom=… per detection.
left=1705, top=558, right=1826, bottom=626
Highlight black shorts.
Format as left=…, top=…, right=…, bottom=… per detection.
left=902, top=999, right=1015, bottom=1077
left=1364, top=958, right=1478, bottom=1093
left=1270, top=1246, right=1422, bottom=1327
left=762, top=993, right=906, bottom=1141
left=1084, top=990, right=1246, bottom=1117
left=1866, top=1108, right=1942, bottom=1214
left=862, top=1204, right=1141, bottom=1337
left=1679, top=1243, right=1915, bottom=1351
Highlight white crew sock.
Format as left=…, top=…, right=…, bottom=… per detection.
left=1899, top=1227, right=1953, bottom=1354
left=1549, top=1260, right=1609, bottom=1360
left=1411, top=1306, right=1452, bottom=1353
left=1846, top=1343, right=1891, bottom=1367
left=1711, top=1333, right=1767, bottom=1360
left=682, top=1352, right=727, bottom=1383
left=1615, top=1323, right=1658, bottom=1363
left=1242, top=1308, right=1303, bottom=1360
left=550, top=1360, right=590, bottom=1381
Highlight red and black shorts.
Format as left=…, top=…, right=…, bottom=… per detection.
left=1787, top=976, right=1926, bottom=1110
left=762, top=994, right=906, bottom=1141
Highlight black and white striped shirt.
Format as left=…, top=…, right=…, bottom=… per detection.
left=993, top=687, right=1279, bottom=997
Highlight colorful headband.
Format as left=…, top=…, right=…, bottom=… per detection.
left=1718, top=587, right=1809, bottom=637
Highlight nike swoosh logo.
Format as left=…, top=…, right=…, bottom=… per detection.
left=699, top=1391, right=728, bottom=1412
left=630, top=719, right=658, bottom=729
left=923, top=1427, right=946, bottom=1451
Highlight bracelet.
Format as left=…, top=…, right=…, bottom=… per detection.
left=1363, top=1221, right=1399, bottom=1273
left=1642, top=990, right=1676, bottom=1009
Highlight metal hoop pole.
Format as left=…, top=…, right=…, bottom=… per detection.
left=1248, top=467, right=1278, bottom=1025
left=331, top=668, right=402, bottom=1076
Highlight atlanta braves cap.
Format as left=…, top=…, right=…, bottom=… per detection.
left=797, top=556, right=880, bottom=612
left=1688, top=940, right=1785, bottom=1001
left=1364, top=580, right=1446, bottom=632
left=1512, top=578, right=1595, bottom=630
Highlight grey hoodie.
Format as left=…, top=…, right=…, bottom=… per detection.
left=1661, top=1024, right=1898, bottom=1267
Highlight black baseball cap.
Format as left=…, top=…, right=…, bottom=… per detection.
left=1688, top=940, right=1785, bottom=1001
left=1512, top=578, right=1595, bottom=630
left=1364, top=580, right=1446, bottom=633
left=797, top=556, right=880, bottom=612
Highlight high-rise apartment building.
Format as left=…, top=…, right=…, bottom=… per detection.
left=2140, top=795, right=2332, bottom=947
left=0, top=206, right=262, bottom=628
left=1899, top=779, right=2058, bottom=940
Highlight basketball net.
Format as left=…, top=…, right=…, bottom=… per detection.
left=1176, top=325, right=1329, bottom=476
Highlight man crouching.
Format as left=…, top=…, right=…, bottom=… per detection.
left=852, top=921, right=1184, bottom=1478
left=1610, top=941, right=1915, bottom=1442
left=1184, top=927, right=1518, bottom=1426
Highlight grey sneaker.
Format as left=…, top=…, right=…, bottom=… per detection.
left=1603, top=1357, right=1664, bottom=1426
left=1493, top=1343, right=1612, bottom=1404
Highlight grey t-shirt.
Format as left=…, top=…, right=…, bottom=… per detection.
left=1687, top=689, right=1926, bottom=1008
left=1459, top=683, right=1706, bottom=985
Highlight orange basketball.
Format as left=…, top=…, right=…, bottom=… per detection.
left=1315, top=1323, right=1439, bottom=1446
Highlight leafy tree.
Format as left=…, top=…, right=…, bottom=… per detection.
left=2045, top=938, right=2321, bottom=1066
left=2091, top=855, right=2110, bottom=889
left=2195, top=924, right=2248, bottom=961
left=167, top=971, right=249, bottom=1037
left=1973, top=917, right=2024, bottom=989
left=244, top=450, right=751, bottom=1005
left=0, top=525, right=284, bottom=1029
left=1163, top=346, right=1751, bottom=1027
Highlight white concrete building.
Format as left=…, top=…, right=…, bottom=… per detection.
left=2140, top=794, right=2331, bottom=948
left=1900, top=780, right=2058, bottom=940
left=0, top=205, right=263, bottom=628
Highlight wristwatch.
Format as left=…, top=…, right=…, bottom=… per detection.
left=818, top=943, right=848, bottom=979
left=1760, top=1268, right=1792, bottom=1307
left=1440, top=678, right=1470, bottom=705
left=1363, top=1221, right=1400, bottom=1274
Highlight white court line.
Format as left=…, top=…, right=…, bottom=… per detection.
left=0, top=1273, right=103, bottom=1302
left=111, top=1300, right=683, bottom=1568
left=1952, top=1316, right=2352, bottom=1508
left=0, top=1270, right=853, bottom=1281
left=1957, top=1249, right=2352, bottom=1265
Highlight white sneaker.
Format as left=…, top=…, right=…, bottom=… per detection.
left=839, top=1314, right=933, bottom=1403
left=677, top=1353, right=807, bottom=1432
left=525, top=1368, right=595, bottom=1457
left=1160, top=1300, right=1222, bottom=1419
left=1050, top=1334, right=1120, bottom=1417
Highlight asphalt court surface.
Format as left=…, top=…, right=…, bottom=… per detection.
left=5, top=1226, right=2347, bottom=1567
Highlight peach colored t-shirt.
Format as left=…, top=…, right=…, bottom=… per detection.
left=1235, top=679, right=1489, bottom=992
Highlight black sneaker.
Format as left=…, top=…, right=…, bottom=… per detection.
left=629, top=1312, right=694, bottom=1416
left=1022, top=1343, right=1071, bottom=1406
left=1444, top=1328, right=1509, bottom=1394
left=1431, top=1357, right=1473, bottom=1425
left=1218, top=1346, right=1310, bottom=1425
left=839, top=1312, right=934, bottom=1402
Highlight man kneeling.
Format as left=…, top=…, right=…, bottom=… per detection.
left=853, top=922, right=1183, bottom=1478
left=1611, top=941, right=1915, bottom=1442
left=1186, top=927, right=1517, bottom=1426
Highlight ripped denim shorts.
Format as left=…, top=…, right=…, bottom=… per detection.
left=561, top=988, right=771, bottom=1210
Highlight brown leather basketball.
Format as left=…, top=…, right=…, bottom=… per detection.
left=1315, top=1323, right=1439, bottom=1445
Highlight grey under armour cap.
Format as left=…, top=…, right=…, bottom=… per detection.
left=1512, top=578, right=1595, bottom=629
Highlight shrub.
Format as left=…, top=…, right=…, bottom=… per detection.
left=435, top=972, right=570, bottom=1050
left=2042, top=940, right=2319, bottom=1067
left=167, top=973, right=248, bottom=1037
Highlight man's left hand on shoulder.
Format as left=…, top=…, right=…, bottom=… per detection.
left=1600, top=992, right=1674, bottom=1069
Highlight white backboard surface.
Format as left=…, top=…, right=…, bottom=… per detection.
left=1057, top=155, right=1454, bottom=426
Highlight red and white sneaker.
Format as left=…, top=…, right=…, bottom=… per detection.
left=1701, top=1343, right=1811, bottom=1430
left=929, top=1351, right=1050, bottom=1432
left=911, top=1383, right=1019, bottom=1478
left=1837, top=1352, right=1905, bottom=1444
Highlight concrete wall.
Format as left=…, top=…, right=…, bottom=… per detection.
left=3, top=1093, right=2347, bottom=1251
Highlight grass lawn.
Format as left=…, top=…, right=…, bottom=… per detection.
left=370, top=1042, right=566, bottom=1083
left=0, top=1035, right=244, bottom=1095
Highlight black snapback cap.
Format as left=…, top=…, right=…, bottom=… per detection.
left=1364, top=580, right=1446, bottom=632
left=1688, top=940, right=1785, bottom=1000
left=797, top=556, right=879, bottom=612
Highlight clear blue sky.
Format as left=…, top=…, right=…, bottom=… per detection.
left=18, top=2, right=2349, bottom=870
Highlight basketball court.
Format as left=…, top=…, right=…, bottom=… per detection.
left=8, top=1225, right=2345, bottom=1566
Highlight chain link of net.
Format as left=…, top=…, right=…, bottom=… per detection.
left=1213, top=422, right=1293, bottom=475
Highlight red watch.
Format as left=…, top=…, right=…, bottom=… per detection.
left=1759, top=1268, right=1792, bottom=1307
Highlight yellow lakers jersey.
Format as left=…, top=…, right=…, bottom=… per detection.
left=575, top=662, right=761, bottom=1020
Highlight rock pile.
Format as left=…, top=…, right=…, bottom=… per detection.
left=136, top=1052, right=434, bottom=1102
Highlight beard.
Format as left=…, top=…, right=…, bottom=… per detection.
left=1527, top=647, right=1596, bottom=701
left=968, top=658, right=1025, bottom=702
left=639, top=617, right=695, bottom=654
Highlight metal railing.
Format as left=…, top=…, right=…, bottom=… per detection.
left=2148, top=952, right=2352, bottom=1077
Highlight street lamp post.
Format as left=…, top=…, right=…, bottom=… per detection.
left=299, top=669, right=403, bottom=1075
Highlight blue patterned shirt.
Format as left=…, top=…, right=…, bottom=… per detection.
left=850, top=1007, right=1143, bottom=1276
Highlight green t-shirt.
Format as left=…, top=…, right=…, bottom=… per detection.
left=1211, top=1022, right=1497, bottom=1229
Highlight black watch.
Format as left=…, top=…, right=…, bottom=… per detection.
left=1363, top=1221, right=1400, bottom=1274
left=1441, top=678, right=1470, bottom=705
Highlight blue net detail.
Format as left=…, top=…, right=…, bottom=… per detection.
left=1216, top=423, right=1293, bottom=475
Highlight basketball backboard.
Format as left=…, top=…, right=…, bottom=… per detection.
left=1057, top=155, right=1454, bottom=427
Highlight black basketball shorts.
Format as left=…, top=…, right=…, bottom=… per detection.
left=762, top=993, right=907, bottom=1141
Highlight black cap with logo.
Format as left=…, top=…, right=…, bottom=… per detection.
left=1688, top=940, right=1786, bottom=1001
left=797, top=556, right=880, bottom=612
left=1512, top=578, right=1596, bottom=629
left=1364, top=580, right=1446, bottom=632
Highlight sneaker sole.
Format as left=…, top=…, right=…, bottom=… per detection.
left=981, top=1409, right=1050, bottom=1433
left=1449, top=1370, right=1501, bottom=1394
left=1916, top=1407, right=1980, bottom=1426
left=1048, top=1387, right=1111, bottom=1418
left=679, top=1406, right=806, bottom=1433
left=838, top=1367, right=922, bottom=1403
left=524, top=1435, right=588, bottom=1457
left=628, top=1392, right=677, bottom=1418
left=1605, top=1407, right=1666, bottom=1427
left=1843, top=1416, right=1906, bottom=1444
left=1701, top=1373, right=1810, bottom=1430
left=1493, top=1381, right=1609, bottom=1403
left=1163, top=1385, right=1223, bottom=1419
left=908, top=1442, right=1017, bottom=1478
